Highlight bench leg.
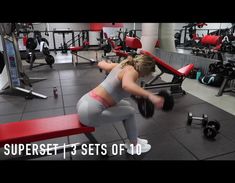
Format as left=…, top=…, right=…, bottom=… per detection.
left=217, top=77, right=229, bottom=96
left=85, top=133, right=99, bottom=143
left=84, top=133, right=109, bottom=158
left=170, top=76, right=184, bottom=94
left=72, top=53, right=78, bottom=67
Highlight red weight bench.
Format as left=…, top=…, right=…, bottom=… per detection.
left=112, top=36, right=143, bottom=60
left=103, top=32, right=122, bottom=51
left=0, top=114, right=98, bottom=160
left=102, top=32, right=125, bottom=60
left=140, top=50, right=194, bottom=95
left=69, top=41, right=95, bottom=67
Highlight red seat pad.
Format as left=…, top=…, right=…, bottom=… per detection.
left=0, top=114, right=95, bottom=147
left=201, top=35, right=222, bottom=46
left=177, top=64, right=194, bottom=76
left=69, top=46, right=84, bottom=52
left=140, top=50, right=194, bottom=76
left=125, top=36, right=142, bottom=49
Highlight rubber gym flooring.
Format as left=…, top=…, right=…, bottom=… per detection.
left=0, top=63, right=235, bottom=160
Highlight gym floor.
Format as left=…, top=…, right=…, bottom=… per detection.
left=1, top=50, right=235, bottom=160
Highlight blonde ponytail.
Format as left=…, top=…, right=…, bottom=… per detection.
left=121, top=54, right=155, bottom=76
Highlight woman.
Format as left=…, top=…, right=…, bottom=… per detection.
left=76, top=54, right=165, bottom=155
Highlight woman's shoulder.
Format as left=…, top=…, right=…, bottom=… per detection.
left=123, top=65, right=135, bottom=70
left=122, top=65, right=138, bottom=76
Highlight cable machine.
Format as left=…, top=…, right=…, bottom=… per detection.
left=0, top=23, right=47, bottom=99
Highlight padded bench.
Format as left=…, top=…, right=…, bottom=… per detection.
left=0, top=114, right=97, bottom=159
left=140, top=50, right=194, bottom=94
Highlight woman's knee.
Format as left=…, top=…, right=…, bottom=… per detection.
left=126, top=106, right=136, bottom=116
left=118, top=99, right=132, bottom=106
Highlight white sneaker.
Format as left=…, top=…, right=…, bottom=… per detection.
left=124, top=138, right=148, bottom=149
left=137, top=137, right=148, bottom=144
left=126, top=143, right=151, bottom=155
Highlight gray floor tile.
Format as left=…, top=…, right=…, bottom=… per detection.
left=22, top=108, right=64, bottom=120
left=92, top=124, right=122, bottom=143
left=61, top=85, right=91, bottom=95
left=173, top=94, right=206, bottom=109
left=26, top=70, right=60, bottom=80
left=0, top=95, right=26, bottom=103
left=63, top=94, right=81, bottom=107
left=208, top=152, right=235, bottom=160
left=31, top=79, right=61, bottom=89
left=0, top=114, right=22, bottom=124
left=59, top=70, right=87, bottom=80
left=133, top=132, right=197, bottom=160
left=69, top=134, right=92, bottom=145
left=113, top=113, right=162, bottom=139
left=54, top=63, right=75, bottom=70
left=152, top=109, right=192, bottom=131
left=0, top=102, right=26, bottom=115
left=218, top=119, right=235, bottom=143
left=60, top=78, right=95, bottom=87
left=24, top=96, right=63, bottom=112
left=64, top=106, right=77, bottom=115
left=171, top=127, right=235, bottom=160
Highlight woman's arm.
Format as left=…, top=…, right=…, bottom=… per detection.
left=121, top=67, right=152, bottom=98
left=122, top=67, right=164, bottom=109
left=97, top=60, right=118, bottom=73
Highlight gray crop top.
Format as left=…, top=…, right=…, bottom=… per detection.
left=100, top=64, right=130, bottom=103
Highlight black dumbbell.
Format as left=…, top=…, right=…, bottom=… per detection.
left=131, top=90, right=174, bottom=119
left=203, top=120, right=220, bottom=139
left=187, top=112, right=208, bottom=126
left=131, top=95, right=154, bottom=119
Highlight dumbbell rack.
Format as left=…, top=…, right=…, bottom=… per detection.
left=217, top=59, right=235, bottom=96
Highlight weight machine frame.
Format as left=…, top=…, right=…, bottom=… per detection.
left=0, top=27, right=47, bottom=99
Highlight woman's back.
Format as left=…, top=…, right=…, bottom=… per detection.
left=99, top=63, right=130, bottom=103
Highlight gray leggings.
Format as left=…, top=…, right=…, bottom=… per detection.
left=76, top=93, right=138, bottom=142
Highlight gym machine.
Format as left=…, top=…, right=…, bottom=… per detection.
left=139, top=50, right=194, bottom=95
left=217, top=59, right=235, bottom=96
left=52, top=29, right=75, bottom=54
left=25, top=31, right=55, bottom=70
left=0, top=23, right=47, bottom=99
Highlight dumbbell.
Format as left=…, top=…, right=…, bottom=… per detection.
left=131, top=95, right=154, bottom=119
left=131, top=90, right=174, bottom=119
left=187, top=112, right=208, bottom=126
left=187, top=112, right=221, bottom=139
left=203, top=120, right=220, bottom=139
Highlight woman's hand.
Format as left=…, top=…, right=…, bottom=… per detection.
left=148, top=93, right=165, bottom=110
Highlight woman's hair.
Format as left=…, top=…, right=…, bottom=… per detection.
left=121, top=54, right=156, bottom=76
